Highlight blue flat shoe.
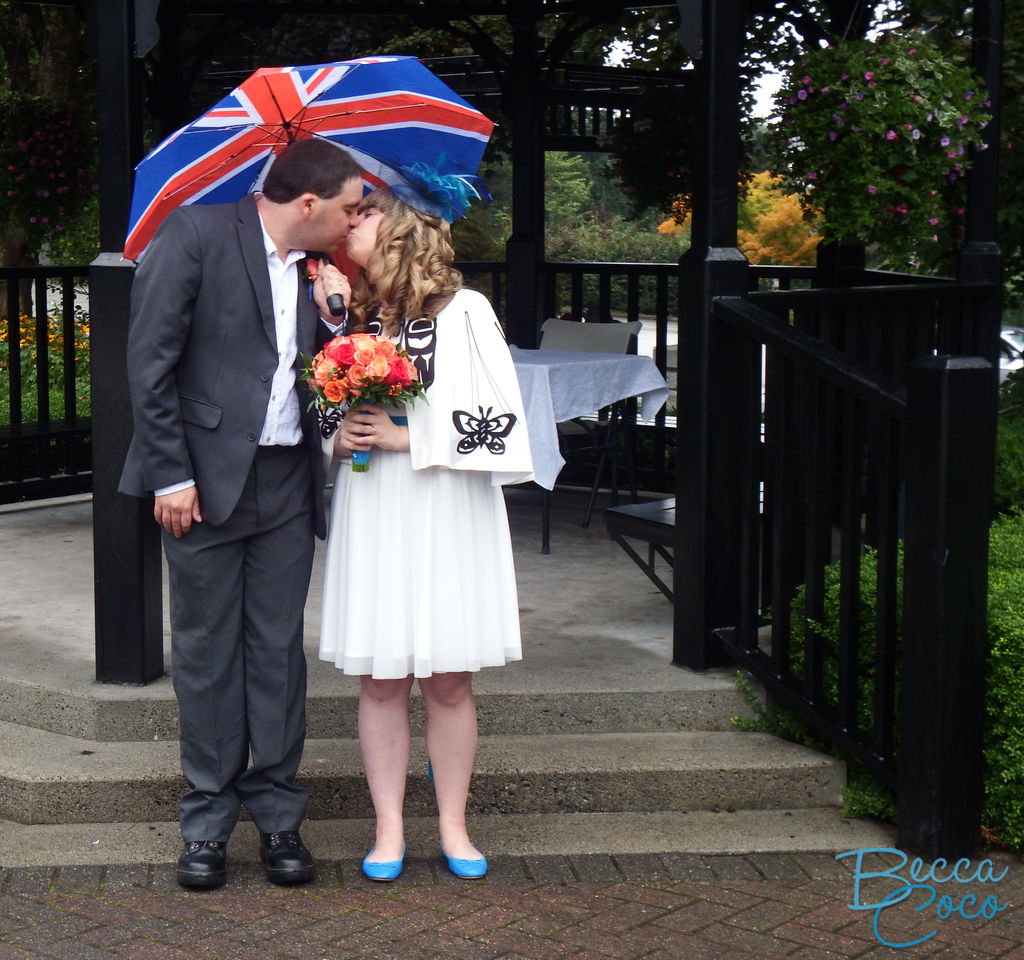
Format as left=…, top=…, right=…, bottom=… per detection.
left=440, top=842, right=487, bottom=879
left=361, top=842, right=405, bottom=882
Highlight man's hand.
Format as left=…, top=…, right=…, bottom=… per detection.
left=154, top=487, right=202, bottom=538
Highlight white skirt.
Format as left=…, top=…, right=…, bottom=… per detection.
left=318, top=448, right=523, bottom=678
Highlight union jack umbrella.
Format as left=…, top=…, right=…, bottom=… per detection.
left=123, top=56, right=494, bottom=260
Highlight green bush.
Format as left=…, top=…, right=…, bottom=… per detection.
left=995, top=370, right=1024, bottom=515
left=982, top=511, right=1024, bottom=850
left=735, top=514, right=1024, bottom=852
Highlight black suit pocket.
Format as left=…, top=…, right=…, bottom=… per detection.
left=179, top=395, right=223, bottom=429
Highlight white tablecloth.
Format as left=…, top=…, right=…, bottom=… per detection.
left=510, top=346, right=671, bottom=490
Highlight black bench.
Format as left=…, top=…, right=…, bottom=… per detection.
left=604, top=498, right=674, bottom=602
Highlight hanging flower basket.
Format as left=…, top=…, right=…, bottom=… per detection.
left=769, top=31, right=991, bottom=263
left=604, top=85, right=697, bottom=222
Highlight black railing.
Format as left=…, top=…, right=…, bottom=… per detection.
left=2, top=259, right=680, bottom=501
left=0, top=266, right=91, bottom=503
left=707, top=281, right=998, bottom=856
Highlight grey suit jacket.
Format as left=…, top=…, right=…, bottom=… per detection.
left=118, top=195, right=328, bottom=537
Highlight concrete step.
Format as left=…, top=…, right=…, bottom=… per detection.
left=0, top=720, right=841, bottom=825
left=0, top=670, right=754, bottom=741
left=0, top=809, right=897, bottom=868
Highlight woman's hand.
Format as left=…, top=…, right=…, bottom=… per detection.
left=334, top=404, right=409, bottom=455
left=312, top=260, right=351, bottom=321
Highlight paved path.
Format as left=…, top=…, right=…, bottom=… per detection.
left=1, top=851, right=1022, bottom=959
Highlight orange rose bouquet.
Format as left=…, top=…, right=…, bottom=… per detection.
left=301, top=333, right=426, bottom=472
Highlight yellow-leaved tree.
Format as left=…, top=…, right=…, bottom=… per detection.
left=737, top=171, right=823, bottom=265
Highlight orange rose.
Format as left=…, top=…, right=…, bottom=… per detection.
left=347, top=363, right=368, bottom=388
left=312, top=356, right=338, bottom=385
left=364, top=355, right=390, bottom=379
left=353, top=341, right=377, bottom=366
left=322, top=379, right=347, bottom=404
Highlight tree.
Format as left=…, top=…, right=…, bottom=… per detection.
left=736, top=171, right=823, bottom=266
left=0, top=2, right=96, bottom=266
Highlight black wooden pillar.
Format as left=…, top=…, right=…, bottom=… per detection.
left=672, top=0, right=749, bottom=669
left=900, top=357, right=995, bottom=858
left=504, top=3, right=546, bottom=348
left=89, top=0, right=163, bottom=683
left=958, top=0, right=1004, bottom=365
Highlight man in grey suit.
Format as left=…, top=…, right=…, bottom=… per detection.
left=119, top=138, right=363, bottom=889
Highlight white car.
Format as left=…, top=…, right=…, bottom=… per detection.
left=1000, top=327, right=1024, bottom=383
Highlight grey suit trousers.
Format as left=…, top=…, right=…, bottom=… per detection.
left=162, top=444, right=315, bottom=841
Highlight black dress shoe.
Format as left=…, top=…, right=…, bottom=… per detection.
left=177, top=840, right=227, bottom=889
left=260, top=830, right=315, bottom=885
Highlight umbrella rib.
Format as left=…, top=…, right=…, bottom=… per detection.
left=261, top=73, right=296, bottom=140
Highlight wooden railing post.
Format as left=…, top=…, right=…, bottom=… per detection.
left=90, top=0, right=163, bottom=684
left=672, top=0, right=747, bottom=669
left=899, top=355, right=995, bottom=857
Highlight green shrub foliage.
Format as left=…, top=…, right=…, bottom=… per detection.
left=736, top=516, right=1024, bottom=852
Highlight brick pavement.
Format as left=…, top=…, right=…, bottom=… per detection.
left=0, top=852, right=1021, bottom=959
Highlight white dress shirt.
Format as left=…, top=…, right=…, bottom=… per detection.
left=154, top=212, right=305, bottom=497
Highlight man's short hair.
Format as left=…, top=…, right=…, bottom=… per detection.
left=262, top=139, right=364, bottom=203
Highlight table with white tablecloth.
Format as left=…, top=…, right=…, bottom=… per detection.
left=509, top=346, right=671, bottom=491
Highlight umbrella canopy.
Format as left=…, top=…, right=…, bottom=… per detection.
left=123, top=56, right=494, bottom=260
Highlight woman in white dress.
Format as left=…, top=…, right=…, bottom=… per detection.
left=316, top=184, right=532, bottom=882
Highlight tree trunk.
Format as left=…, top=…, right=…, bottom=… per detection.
left=37, top=6, right=82, bottom=99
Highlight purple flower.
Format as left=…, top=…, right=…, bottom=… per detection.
left=802, top=75, right=811, bottom=85
left=855, top=92, right=864, bottom=100
left=912, top=129, right=921, bottom=139
left=965, top=91, right=973, bottom=100
left=797, top=89, right=808, bottom=100
left=829, top=131, right=837, bottom=141
left=941, top=136, right=951, bottom=147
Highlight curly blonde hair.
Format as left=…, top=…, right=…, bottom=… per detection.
left=348, top=188, right=463, bottom=336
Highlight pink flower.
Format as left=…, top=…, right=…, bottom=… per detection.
left=886, top=130, right=897, bottom=140
left=929, top=218, right=939, bottom=225
left=864, top=71, right=874, bottom=80
left=867, top=185, right=877, bottom=194
left=802, top=75, right=812, bottom=85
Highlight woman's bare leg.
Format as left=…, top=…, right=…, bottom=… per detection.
left=358, top=675, right=414, bottom=862
left=419, top=671, right=480, bottom=860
